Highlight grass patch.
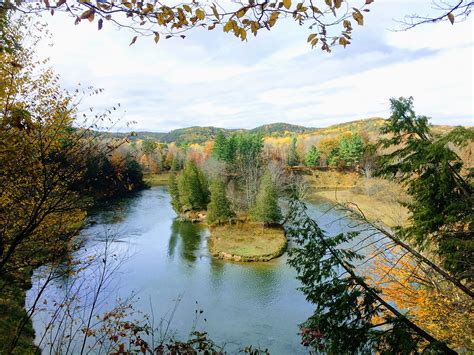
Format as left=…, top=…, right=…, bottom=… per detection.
left=144, top=172, right=173, bottom=186
left=306, top=171, right=410, bottom=228
left=208, top=223, right=287, bottom=262
left=304, top=170, right=360, bottom=190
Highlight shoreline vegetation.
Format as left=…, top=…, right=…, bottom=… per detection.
left=146, top=170, right=410, bottom=229
left=146, top=169, right=410, bottom=262
left=304, top=171, right=411, bottom=228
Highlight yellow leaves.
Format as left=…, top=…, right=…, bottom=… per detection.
left=334, top=0, right=342, bottom=9
left=369, top=250, right=474, bottom=351
left=268, top=11, right=279, bottom=27
left=250, top=21, right=259, bottom=36
left=155, top=13, right=164, bottom=26
left=236, top=7, right=247, bottom=18
left=283, top=0, right=291, bottom=10
left=338, top=36, right=349, bottom=47
left=307, top=34, right=318, bottom=47
left=223, top=20, right=236, bottom=33
left=239, top=28, right=247, bottom=41
left=122, top=1, right=132, bottom=10
left=182, top=4, right=192, bottom=13
left=153, top=32, right=160, bottom=44
left=195, top=8, right=205, bottom=20
left=447, top=12, right=455, bottom=24
left=352, top=9, right=364, bottom=25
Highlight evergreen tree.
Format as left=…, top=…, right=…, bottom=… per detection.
left=305, top=145, right=320, bottom=167
left=124, top=157, right=144, bottom=188
left=223, top=134, right=237, bottom=164
left=339, top=133, right=364, bottom=167
left=169, top=174, right=182, bottom=213
left=212, top=131, right=227, bottom=160
left=177, top=161, right=209, bottom=211
left=287, top=136, right=300, bottom=166
left=327, top=147, right=341, bottom=168
left=170, top=156, right=181, bottom=171
left=378, top=97, right=473, bottom=277
left=250, top=171, right=282, bottom=225
left=207, top=179, right=234, bottom=224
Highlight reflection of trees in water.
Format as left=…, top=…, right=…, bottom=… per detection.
left=88, top=196, right=138, bottom=225
left=241, top=265, right=281, bottom=304
left=209, top=257, right=225, bottom=288
left=168, top=220, right=204, bottom=263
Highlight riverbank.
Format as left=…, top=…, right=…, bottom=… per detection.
left=144, top=172, right=173, bottom=186
left=304, top=171, right=410, bottom=228
left=208, top=223, right=287, bottom=262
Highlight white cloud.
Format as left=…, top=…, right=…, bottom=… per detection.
left=35, top=3, right=473, bottom=132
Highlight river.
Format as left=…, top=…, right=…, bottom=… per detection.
left=28, top=185, right=367, bottom=354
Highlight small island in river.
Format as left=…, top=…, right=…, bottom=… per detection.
left=166, top=133, right=287, bottom=263
left=208, top=223, right=287, bottom=262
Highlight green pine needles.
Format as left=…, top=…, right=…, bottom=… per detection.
left=305, top=145, right=320, bottom=167
left=250, top=171, right=282, bottom=225
left=377, top=97, right=473, bottom=278
left=207, top=179, right=234, bottom=224
left=285, top=197, right=455, bottom=354
left=169, top=161, right=209, bottom=213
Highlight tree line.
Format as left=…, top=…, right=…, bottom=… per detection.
left=169, top=132, right=283, bottom=226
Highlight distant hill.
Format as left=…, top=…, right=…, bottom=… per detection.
left=250, top=122, right=315, bottom=135
left=107, top=131, right=167, bottom=141
left=105, top=117, right=462, bottom=145
left=159, top=126, right=243, bottom=145
left=311, top=118, right=386, bottom=140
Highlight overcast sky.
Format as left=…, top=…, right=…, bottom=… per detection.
left=37, top=1, right=473, bottom=132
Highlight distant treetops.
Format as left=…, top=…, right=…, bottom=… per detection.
left=169, top=132, right=282, bottom=226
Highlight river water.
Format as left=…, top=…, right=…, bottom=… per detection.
left=29, top=186, right=367, bottom=354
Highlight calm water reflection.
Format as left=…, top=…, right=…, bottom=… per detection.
left=30, top=186, right=367, bottom=354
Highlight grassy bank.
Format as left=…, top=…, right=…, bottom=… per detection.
left=208, top=223, right=287, bottom=262
left=305, top=171, right=410, bottom=228
left=144, top=172, right=173, bottom=186
left=0, top=279, right=38, bottom=354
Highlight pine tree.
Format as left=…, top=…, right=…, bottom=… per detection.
left=339, top=134, right=364, bottom=167
left=207, top=179, right=234, bottom=224
left=287, top=136, right=300, bottom=166
left=170, top=156, right=179, bottom=171
left=250, top=171, right=282, bottom=225
left=169, top=174, right=182, bottom=213
left=212, top=131, right=227, bottom=160
left=305, top=145, right=320, bottom=167
left=177, top=161, right=209, bottom=211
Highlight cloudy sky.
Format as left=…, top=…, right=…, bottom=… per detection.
left=37, top=0, right=473, bottom=132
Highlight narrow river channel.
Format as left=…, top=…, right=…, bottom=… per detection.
left=29, top=185, right=370, bottom=354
